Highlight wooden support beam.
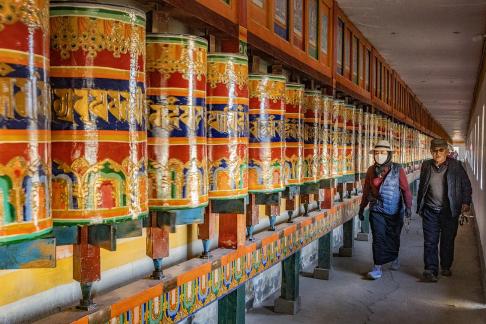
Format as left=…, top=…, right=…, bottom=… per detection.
left=219, top=213, right=246, bottom=249
left=198, top=207, right=217, bottom=258
left=338, top=217, right=354, bottom=257
left=73, top=226, right=100, bottom=311
left=246, top=194, right=259, bottom=241
left=146, top=212, right=170, bottom=280
left=274, top=250, right=301, bottom=314
left=218, top=284, right=246, bottom=324
left=314, top=231, right=333, bottom=280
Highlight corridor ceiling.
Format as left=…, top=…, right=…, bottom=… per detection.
left=337, top=0, right=486, bottom=142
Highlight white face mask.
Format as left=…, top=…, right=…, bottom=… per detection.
left=374, top=153, right=388, bottom=165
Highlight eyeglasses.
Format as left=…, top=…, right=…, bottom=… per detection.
left=431, top=148, right=446, bottom=154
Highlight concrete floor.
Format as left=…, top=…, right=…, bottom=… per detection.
left=247, top=214, right=486, bottom=324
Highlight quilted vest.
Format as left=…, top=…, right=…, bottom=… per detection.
left=370, top=163, right=403, bottom=215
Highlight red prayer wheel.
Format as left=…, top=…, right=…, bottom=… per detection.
left=248, top=74, right=286, bottom=193
left=333, top=99, right=345, bottom=177
left=206, top=53, right=249, bottom=199
left=146, top=34, right=208, bottom=210
left=303, top=90, right=321, bottom=184
left=284, top=83, right=305, bottom=186
left=50, top=2, right=148, bottom=225
left=0, top=0, right=51, bottom=242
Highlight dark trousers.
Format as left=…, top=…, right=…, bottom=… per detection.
left=369, top=211, right=404, bottom=265
left=422, top=206, right=459, bottom=274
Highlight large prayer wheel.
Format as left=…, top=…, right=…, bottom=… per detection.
left=0, top=0, right=51, bottom=243
left=331, top=99, right=345, bottom=177
left=206, top=53, right=249, bottom=199
left=303, top=90, right=321, bottom=184
left=344, top=104, right=355, bottom=176
left=354, top=106, right=364, bottom=175
left=146, top=34, right=208, bottom=210
left=284, top=83, right=305, bottom=186
left=50, top=2, right=148, bottom=224
left=321, top=96, right=333, bottom=180
left=248, top=75, right=286, bottom=193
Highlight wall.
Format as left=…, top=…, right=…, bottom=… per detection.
left=464, top=49, right=486, bottom=297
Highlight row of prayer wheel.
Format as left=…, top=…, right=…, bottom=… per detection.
left=0, top=1, right=432, bottom=244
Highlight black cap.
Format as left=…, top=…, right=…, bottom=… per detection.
left=430, top=138, right=448, bottom=150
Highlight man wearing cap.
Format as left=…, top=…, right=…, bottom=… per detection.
left=417, top=138, right=472, bottom=282
left=359, top=140, right=413, bottom=280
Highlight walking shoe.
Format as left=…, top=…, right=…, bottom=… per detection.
left=367, top=265, right=383, bottom=280
left=441, top=269, right=452, bottom=277
left=422, top=270, right=438, bottom=282
left=390, top=258, right=400, bottom=271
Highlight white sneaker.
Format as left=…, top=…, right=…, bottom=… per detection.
left=367, top=265, right=382, bottom=280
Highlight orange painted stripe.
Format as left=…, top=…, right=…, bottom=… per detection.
left=51, top=66, right=145, bottom=82
left=207, top=97, right=249, bottom=105
left=208, top=189, right=248, bottom=198
left=315, top=213, right=325, bottom=221
left=71, top=317, right=89, bottom=324
left=285, top=143, right=303, bottom=148
left=0, top=218, right=52, bottom=236
left=111, top=283, right=163, bottom=316
left=285, top=113, right=304, bottom=118
left=147, top=88, right=205, bottom=97
left=52, top=130, right=146, bottom=142
left=148, top=137, right=206, bottom=145
left=0, top=49, right=48, bottom=68
left=177, top=262, right=211, bottom=286
left=221, top=250, right=240, bottom=265
left=207, top=138, right=248, bottom=145
left=300, top=218, right=313, bottom=227
left=0, top=129, right=50, bottom=142
left=283, top=224, right=297, bottom=236
left=248, top=143, right=284, bottom=148
left=53, top=208, right=131, bottom=219
left=261, top=233, right=279, bottom=246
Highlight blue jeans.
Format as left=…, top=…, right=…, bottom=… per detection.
left=422, top=206, right=459, bottom=274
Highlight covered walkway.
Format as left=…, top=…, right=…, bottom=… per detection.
left=247, top=213, right=486, bottom=324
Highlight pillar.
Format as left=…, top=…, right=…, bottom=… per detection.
left=274, top=250, right=301, bottom=314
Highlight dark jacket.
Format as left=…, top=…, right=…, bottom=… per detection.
left=417, top=158, right=472, bottom=217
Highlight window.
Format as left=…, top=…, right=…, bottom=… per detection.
left=352, top=35, right=359, bottom=84
left=336, top=19, right=344, bottom=75
left=320, top=13, right=328, bottom=55
left=274, top=0, right=288, bottom=39
left=308, top=0, right=318, bottom=59
left=365, top=49, right=370, bottom=91
left=482, top=105, right=485, bottom=189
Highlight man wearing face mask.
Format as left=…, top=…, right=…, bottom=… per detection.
left=359, top=140, right=413, bottom=280
left=417, top=139, right=472, bottom=282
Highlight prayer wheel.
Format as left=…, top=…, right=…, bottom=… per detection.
left=332, top=99, right=345, bottom=177
left=284, top=83, right=305, bottom=186
left=303, top=90, right=321, bottom=183
left=321, top=96, right=333, bottom=180
left=248, top=75, right=286, bottom=193
left=146, top=34, right=208, bottom=210
left=50, top=2, right=148, bottom=224
left=0, top=0, right=51, bottom=243
left=354, top=106, right=364, bottom=175
left=344, top=104, right=355, bottom=176
left=206, top=53, right=249, bottom=199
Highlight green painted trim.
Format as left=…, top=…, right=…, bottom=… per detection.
left=148, top=202, right=209, bottom=211
left=207, top=54, right=248, bottom=64
left=209, top=194, right=248, bottom=201
left=0, top=228, right=52, bottom=244
left=53, top=212, right=148, bottom=226
left=285, top=83, right=305, bottom=89
left=146, top=35, right=208, bottom=48
left=249, top=74, right=287, bottom=82
left=248, top=188, right=285, bottom=194
left=50, top=6, right=145, bottom=26
left=304, top=90, right=321, bottom=95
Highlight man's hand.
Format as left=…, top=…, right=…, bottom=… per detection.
left=405, top=208, right=412, bottom=219
left=358, top=208, right=364, bottom=221
left=461, top=204, right=471, bottom=214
